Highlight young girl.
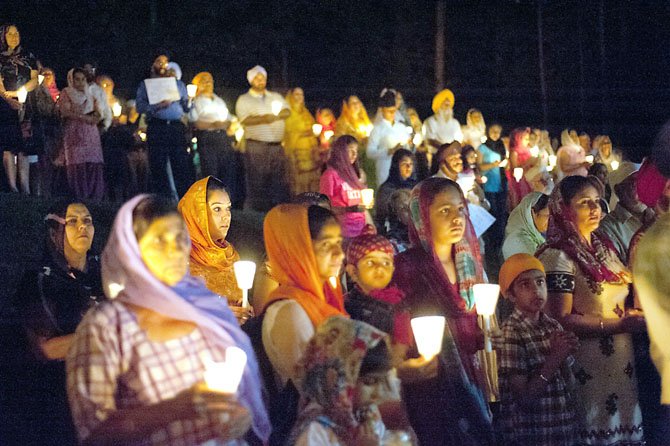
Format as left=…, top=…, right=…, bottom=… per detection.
left=290, top=316, right=412, bottom=446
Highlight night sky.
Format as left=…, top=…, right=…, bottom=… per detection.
left=3, top=0, right=670, bottom=158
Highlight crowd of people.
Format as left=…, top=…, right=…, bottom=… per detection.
left=4, top=22, right=670, bottom=446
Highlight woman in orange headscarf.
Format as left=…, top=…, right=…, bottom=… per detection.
left=178, top=176, right=243, bottom=307
left=283, top=87, right=320, bottom=195
left=335, top=95, right=372, bottom=145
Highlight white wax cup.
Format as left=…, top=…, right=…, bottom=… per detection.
left=530, top=146, right=540, bottom=157
left=324, top=130, right=334, bottom=141
left=235, top=127, right=244, bottom=142
left=513, top=167, right=524, bottom=182
left=548, top=155, right=557, bottom=167
left=611, top=160, right=620, bottom=171
left=112, top=102, right=122, bottom=117
left=412, top=133, right=423, bottom=146
left=473, top=284, right=500, bottom=317
left=233, top=261, right=256, bottom=290
left=312, top=123, right=323, bottom=136
left=204, top=346, right=247, bottom=394
left=411, top=316, right=445, bottom=360
left=271, top=100, right=282, bottom=115
left=328, top=276, right=338, bottom=288
left=585, top=155, right=594, bottom=163
left=361, top=188, right=374, bottom=207
left=186, top=83, right=198, bottom=98
left=17, top=87, right=28, bottom=104
left=38, top=74, right=45, bottom=85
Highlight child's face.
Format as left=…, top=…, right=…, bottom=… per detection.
left=465, top=150, right=477, bottom=165
left=351, top=251, right=394, bottom=294
left=355, top=371, right=392, bottom=407
left=508, top=269, right=548, bottom=319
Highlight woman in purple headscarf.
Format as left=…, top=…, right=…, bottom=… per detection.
left=66, top=194, right=270, bottom=445
left=320, top=134, right=369, bottom=238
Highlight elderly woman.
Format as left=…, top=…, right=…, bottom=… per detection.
left=537, top=176, right=645, bottom=445
left=67, top=195, right=270, bottom=445
left=502, top=192, right=549, bottom=260
left=593, top=135, right=621, bottom=173
left=0, top=23, right=39, bottom=193
left=15, top=200, right=103, bottom=444
left=283, top=87, right=320, bottom=195
left=392, top=177, right=496, bottom=445
left=178, top=177, right=253, bottom=322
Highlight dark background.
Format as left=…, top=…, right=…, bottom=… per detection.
left=2, top=0, right=669, bottom=158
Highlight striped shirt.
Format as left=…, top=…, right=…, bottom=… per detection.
left=497, top=309, right=578, bottom=446
left=235, top=89, right=287, bottom=142
left=67, top=300, right=242, bottom=446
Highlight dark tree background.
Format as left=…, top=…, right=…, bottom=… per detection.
left=3, top=0, right=669, bottom=158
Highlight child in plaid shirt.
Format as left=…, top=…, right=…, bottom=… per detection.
left=497, top=253, right=580, bottom=446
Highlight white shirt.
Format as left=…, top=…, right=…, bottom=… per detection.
left=89, top=83, right=112, bottom=130
left=235, top=89, right=288, bottom=142
left=366, top=119, right=412, bottom=184
left=189, top=94, right=230, bottom=124
left=423, top=114, right=463, bottom=146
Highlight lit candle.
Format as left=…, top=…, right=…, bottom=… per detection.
left=328, top=276, right=338, bottom=288
left=235, top=127, right=245, bottom=143
left=187, top=84, right=198, bottom=98
left=324, top=130, right=334, bottom=141
left=271, top=100, right=282, bottom=116
left=233, top=260, right=257, bottom=308
left=410, top=316, right=445, bottom=360
left=204, top=346, right=247, bottom=394
left=412, top=133, right=423, bottom=146
left=38, top=74, right=45, bottom=85
left=312, top=123, right=323, bottom=137
left=585, top=155, right=594, bottom=163
left=530, top=146, right=540, bottom=157
left=610, top=160, right=620, bottom=171
left=513, top=167, right=524, bottom=182
left=112, top=102, right=122, bottom=118
left=361, top=188, right=374, bottom=208
left=473, top=284, right=500, bottom=352
left=17, top=87, right=27, bottom=104
left=138, top=131, right=147, bottom=142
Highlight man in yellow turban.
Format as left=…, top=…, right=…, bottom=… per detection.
left=423, top=89, right=463, bottom=154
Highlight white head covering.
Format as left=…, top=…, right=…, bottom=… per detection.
left=246, top=65, right=267, bottom=84
left=167, top=61, right=182, bottom=80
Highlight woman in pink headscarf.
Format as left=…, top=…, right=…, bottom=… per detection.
left=507, top=127, right=535, bottom=208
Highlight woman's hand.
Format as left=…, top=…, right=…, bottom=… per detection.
left=174, top=383, right=252, bottom=441
left=396, top=355, right=438, bottom=383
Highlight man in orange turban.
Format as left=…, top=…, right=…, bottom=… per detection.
left=423, top=88, right=463, bottom=154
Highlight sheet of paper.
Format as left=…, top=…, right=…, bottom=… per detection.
left=144, top=77, right=180, bottom=105
left=468, top=203, right=496, bottom=239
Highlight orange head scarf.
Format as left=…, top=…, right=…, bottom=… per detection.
left=178, top=177, right=241, bottom=301
left=263, top=204, right=346, bottom=326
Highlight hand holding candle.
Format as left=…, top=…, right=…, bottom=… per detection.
left=233, top=260, right=256, bottom=308
left=16, top=87, right=27, bottom=104
left=411, top=316, right=445, bottom=360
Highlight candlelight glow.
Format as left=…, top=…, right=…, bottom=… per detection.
left=112, top=102, right=122, bottom=117
left=411, top=316, right=445, bottom=360
left=412, top=133, right=423, bottom=146
left=585, top=155, right=594, bottom=163
left=138, top=131, right=147, bottom=142
left=271, top=100, right=282, bottom=116
left=530, top=146, right=540, bottom=157
left=234, top=260, right=256, bottom=308
left=324, top=130, right=334, bottom=141
left=473, top=284, right=500, bottom=317
left=204, top=347, right=247, bottom=394
left=328, top=276, right=338, bottom=288
left=513, top=167, right=524, bottom=182
left=611, top=160, right=620, bottom=171
left=38, top=74, right=45, bottom=85
left=312, top=123, right=323, bottom=137
left=186, top=83, right=197, bottom=98
left=17, top=87, right=27, bottom=104
left=235, top=127, right=244, bottom=142
left=361, top=188, right=374, bottom=208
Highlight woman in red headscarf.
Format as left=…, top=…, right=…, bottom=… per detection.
left=507, top=127, right=536, bottom=208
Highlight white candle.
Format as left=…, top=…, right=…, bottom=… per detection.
left=411, top=316, right=445, bottom=360
left=361, top=188, right=374, bottom=208
left=233, top=261, right=257, bottom=308
left=585, top=155, right=594, bottom=163
left=17, top=87, right=27, bottom=104
left=112, top=102, right=122, bottom=118
left=513, top=167, right=524, bottom=182
left=328, top=276, right=338, bottom=288
left=235, top=127, right=244, bottom=142
left=324, top=130, right=334, bottom=141
left=412, top=133, right=423, bottom=146
left=271, top=100, right=282, bottom=116
left=312, top=123, right=323, bottom=137
left=204, top=346, right=247, bottom=394
left=187, top=84, right=198, bottom=98
left=530, top=146, right=540, bottom=157
left=473, top=284, right=500, bottom=353
left=611, top=160, right=620, bottom=171
left=38, top=74, right=45, bottom=85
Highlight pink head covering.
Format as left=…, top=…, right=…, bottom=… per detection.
left=101, top=195, right=270, bottom=441
left=637, top=158, right=670, bottom=207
